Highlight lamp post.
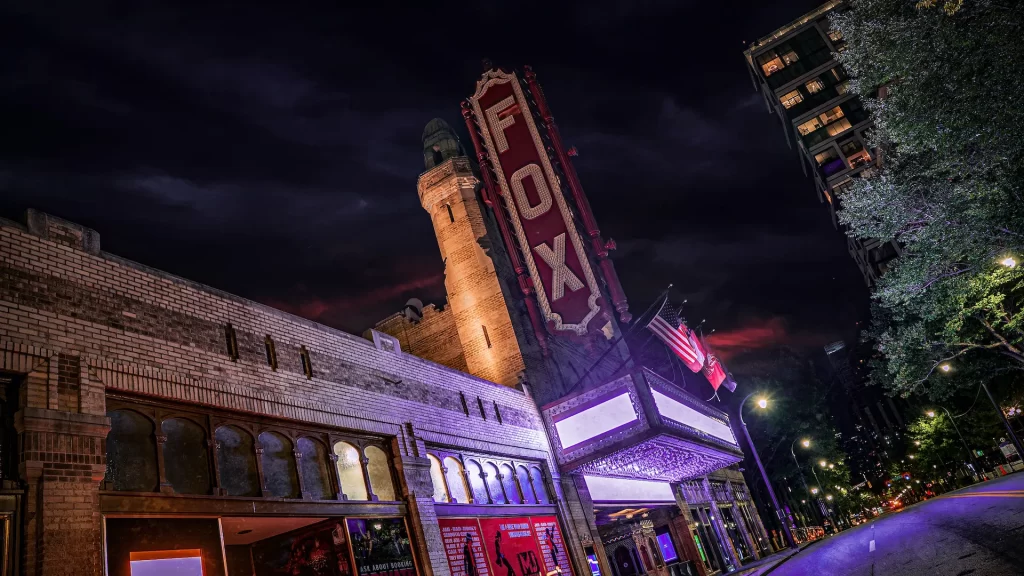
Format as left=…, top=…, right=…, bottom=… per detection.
left=738, top=394, right=798, bottom=549
left=982, top=383, right=1024, bottom=462
left=789, top=438, right=820, bottom=526
left=928, top=406, right=978, bottom=477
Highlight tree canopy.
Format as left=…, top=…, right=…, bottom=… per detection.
left=831, top=0, right=1024, bottom=398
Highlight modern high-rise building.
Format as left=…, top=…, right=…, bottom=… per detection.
left=743, top=1, right=900, bottom=287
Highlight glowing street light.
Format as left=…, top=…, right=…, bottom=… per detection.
left=811, top=487, right=819, bottom=495
left=909, top=455, right=915, bottom=460
left=1002, top=256, right=1017, bottom=269
left=914, top=441, right=921, bottom=446
left=927, top=411, right=936, bottom=418
left=802, top=439, right=811, bottom=448
left=939, top=364, right=951, bottom=373
left=739, top=393, right=797, bottom=549
left=826, top=495, right=833, bottom=501
left=820, top=460, right=828, bottom=468
left=828, top=464, right=835, bottom=469
left=757, top=398, right=768, bottom=409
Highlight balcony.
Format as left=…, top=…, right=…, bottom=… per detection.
left=540, top=367, right=743, bottom=482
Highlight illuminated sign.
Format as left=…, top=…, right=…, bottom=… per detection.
left=553, top=392, right=638, bottom=449
left=470, top=70, right=602, bottom=335
left=583, top=475, right=676, bottom=503
left=651, top=389, right=736, bottom=445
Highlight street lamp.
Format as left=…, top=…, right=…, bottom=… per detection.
left=811, top=488, right=819, bottom=495
left=789, top=438, right=821, bottom=526
left=939, top=364, right=951, bottom=373
left=819, top=460, right=828, bottom=468
left=738, top=394, right=798, bottom=549
left=927, top=407, right=979, bottom=473
left=935, top=367, right=1024, bottom=468
left=826, top=495, right=833, bottom=501
left=1002, top=256, right=1016, bottom=268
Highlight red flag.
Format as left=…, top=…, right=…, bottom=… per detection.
left=695, top=334, right=737, bottom=392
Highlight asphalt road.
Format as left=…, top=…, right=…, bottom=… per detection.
left=771, top=472, right=1024, bottom=576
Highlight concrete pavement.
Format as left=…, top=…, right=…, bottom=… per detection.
left=770, top=472, right=1024, bottom=575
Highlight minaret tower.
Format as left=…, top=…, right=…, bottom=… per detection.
left=416, top=119, right=525, bottom=387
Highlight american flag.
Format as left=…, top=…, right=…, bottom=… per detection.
left=645, top=297, right=705, bottom=374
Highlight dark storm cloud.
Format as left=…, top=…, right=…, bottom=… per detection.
left=0, top=0, right=867, bottom=346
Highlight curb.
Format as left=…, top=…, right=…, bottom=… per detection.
left=759, top=539, right=824, bottom=576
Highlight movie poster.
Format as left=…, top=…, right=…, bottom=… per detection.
left=346, top=518, right=417, bottom=576
left=477, top=518, right=544, bottom=576
left=252, top=519, right=352, bottom=576
left=438, top=519, right=490, bottom=576
left=531, top=517, right=573, bottom=576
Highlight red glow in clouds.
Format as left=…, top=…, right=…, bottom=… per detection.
left=706, top=317, right=822, bottom=360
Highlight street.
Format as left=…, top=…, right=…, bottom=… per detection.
left=772, top=473, right=1024, bottom=575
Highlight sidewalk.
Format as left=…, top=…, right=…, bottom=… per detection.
left=726, top=541, right=817, bottom=576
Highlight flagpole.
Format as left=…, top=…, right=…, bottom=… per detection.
left=564, top=285, right=672, bottom=394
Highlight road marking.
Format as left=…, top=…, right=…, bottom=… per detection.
left=942, top=491, right=1024, bottom=496
left=869, top=539, right=875, bottom=552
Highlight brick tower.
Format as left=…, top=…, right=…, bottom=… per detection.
left=415, top=119, right=525, bottom=387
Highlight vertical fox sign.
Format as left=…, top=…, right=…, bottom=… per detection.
left=469, top=69, right=603, bottom=336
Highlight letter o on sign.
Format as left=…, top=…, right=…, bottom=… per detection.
left=510, top=164, right=553, bottom=220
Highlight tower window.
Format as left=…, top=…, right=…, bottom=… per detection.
left=300, top=346, right=313, bottom=379
left=225, top=324, right=239, bottom=361
left=432, top=146, right=444, bottom=166
left=481, top=325, right=492, bottom=349
left=265, top=335, right=278, bottom=370
left=446, top=204, right=455, bottom=223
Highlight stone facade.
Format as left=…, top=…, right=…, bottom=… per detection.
left=0, top=210, right=584, bottom=576
left=367, top=304, right=467, bottom=373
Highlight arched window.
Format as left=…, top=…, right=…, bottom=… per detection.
left=106, top=410, right=158, bottom=492
left=215, top=426, right=260, bottom=497
left=465, top=460, right=489, bottom=504
left=443, top=457, right=470, bottom=504
left=428, top=454, right=449, bottom=503
left=648, top=537, right=663, bottom=566
left=365, top=445, right=396, bottom=501
left=161, top=417, right=210, bottom=495
left=297, top=437, right=331, bottom=500
left=259, top=432, right=299, bottom=498
left=517, top=465, right=536, bottom=504
left=484, top=462, right=505, bottom=504
left=530, top=467, right=549, bottom=504
left=334, top=441, right=368, bottom=501
left=500, top=463, right=521, bottom=504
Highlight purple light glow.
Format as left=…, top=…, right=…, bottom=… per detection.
left=583, top=475, right=675, bottom=503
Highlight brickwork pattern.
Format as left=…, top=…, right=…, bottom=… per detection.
left=0, top=211, right=565, bottom=576
left=414, top=159, right=526, bottom=388
left=370, top=304, right=467, bottom=373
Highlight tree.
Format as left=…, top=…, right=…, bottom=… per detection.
left=830, top=0, right=1024, bottom=398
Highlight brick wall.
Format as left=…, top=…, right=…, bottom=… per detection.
left=0, top=210, right=566, bottom=576
left=414, top=158, right=526, bottom=388
left=369, top=304, right=467, bottom=373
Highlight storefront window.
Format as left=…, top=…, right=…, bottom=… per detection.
left=443, top=457, right=470, bottom=503
left=106, top=409, right=159, bottom=492
left=161, top=417, right=211, bottom=495
left=428, top=454, right=449, bottom=503
left=259, top=432, right=300, bottom=499
left=297, top=437, right=332, bottom=500
left=365, top=445, right=396, bottom=501
left=215, top=425, right=260, bottom=497
left=334, top=441, right=369, bottom=501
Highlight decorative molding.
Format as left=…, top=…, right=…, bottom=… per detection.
left=469, top=70, right=601, bottom=335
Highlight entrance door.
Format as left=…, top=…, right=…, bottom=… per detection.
left=613, top=545, right=639, bottom=576
left=718, top=506, right=752, bottom=562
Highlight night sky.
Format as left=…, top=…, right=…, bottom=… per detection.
left=0, top=0, right=869, bottom=359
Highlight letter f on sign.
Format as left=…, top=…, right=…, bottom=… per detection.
left=534, top=233, right=584, bottom=301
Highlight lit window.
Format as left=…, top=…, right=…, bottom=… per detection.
left=797, top=117, right=823, bottom=136
left=819, top=106, right=845, bottom=124
left=836, top=80, right=850, bottom=95
left=848, top=150, right=873, bottom=168
left=828, top=30, right=843, bottom=42
left=757, top=51, right=784, bottom=76
left=780, top=90, right=803, bottom=109
left=130, top=550, right=203, bottom=576
left=806, top=79, right=825, bottom=94
left=781, top=50, right=799, bottom=65
left=826, top=118, right=853, bottom=136
left=814, top=148, right=839, bottom=166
